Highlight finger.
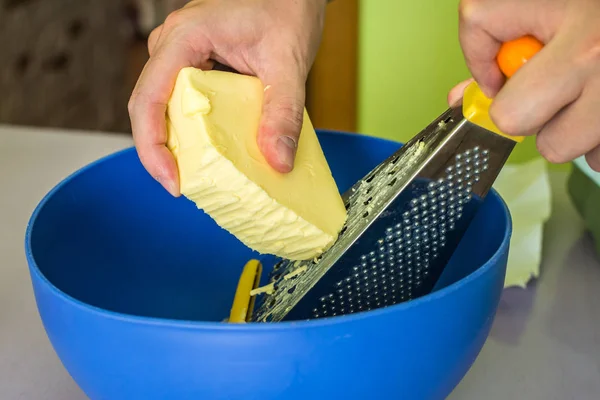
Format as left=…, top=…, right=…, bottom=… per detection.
left=489, top=34, right=586, bottom=137
left=458, top=0, right=560, bottom=97
left=447, top=78, right=474, bottom=107
left=129, top=33, right=212, bottom=196
left=256, top=66, right=307, bottom=173
left=458, top=14, right=503, bottom=97
left=585, top=145, right=600, bottom=172
left=535, top=78, right=600, bottom=165
left=148, top=24, right=164, bottom=56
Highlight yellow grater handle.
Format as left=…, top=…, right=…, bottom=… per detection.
left=462, top=35, right=544, bottom=142
left=228, top=259, right=263, bottom=323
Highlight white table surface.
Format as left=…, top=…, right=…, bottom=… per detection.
left=1, top=124, right=599, bottom=399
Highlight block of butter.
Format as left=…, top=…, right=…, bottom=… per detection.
left=166, top=67, right=348, bottom=260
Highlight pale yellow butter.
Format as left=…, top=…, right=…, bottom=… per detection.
left=166, top=67, right=347, bottom=260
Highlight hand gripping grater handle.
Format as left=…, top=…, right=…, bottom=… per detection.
left=241, top=36, right=545, bottom=323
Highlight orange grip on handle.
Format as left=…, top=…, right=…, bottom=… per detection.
left=496, top=35, right=544, bottom=78
left=462, top=35, right=544, bottom=142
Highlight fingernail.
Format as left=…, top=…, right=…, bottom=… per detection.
left=156, top=176, right=177, bottom=196
left=276, top=136, right=297, bottom=169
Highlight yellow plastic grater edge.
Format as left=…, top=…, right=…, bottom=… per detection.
left=228, top=259, right=262, bottom=323
left=462, top=82, right=524, bottom=143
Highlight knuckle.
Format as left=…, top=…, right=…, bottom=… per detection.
left=458, top=0, right=485, bottom=25
left=148, top=26, right=162, bottom=52
left=127, top=94, right=138, bottom=116
left=273, top=100, right=305, bottom=128
left=575, top=42, right=600, bottom=68
left=536, top=135, right=568, bottom=164
left=127, top=91, right=153, bottom=117
left=149, top=25, right=162, bottom=41
left=163, top=9, right=187, bottom=30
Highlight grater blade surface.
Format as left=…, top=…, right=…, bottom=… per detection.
left=250, top=105, right=515, bottom=323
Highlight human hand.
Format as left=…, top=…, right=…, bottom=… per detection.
left=449, top=0, right=600, bottom=171
left=128, top=0, right=327, bottom=196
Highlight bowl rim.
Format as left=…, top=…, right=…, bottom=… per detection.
left=24, top=129, right=512, bottom=332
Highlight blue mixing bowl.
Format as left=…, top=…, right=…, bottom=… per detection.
left=25, top=130, right=511, bottom=400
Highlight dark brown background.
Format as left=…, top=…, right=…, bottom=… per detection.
left=0, top=0, right=358, bottom=134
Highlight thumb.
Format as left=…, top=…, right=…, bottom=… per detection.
left=257, top=69, right=306, bottom=173
left=447, top=78, right=474, bottom=107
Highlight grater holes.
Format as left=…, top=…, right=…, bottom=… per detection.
left=271, top=273, right=282, bottom=281
left=311, top=147, right=489, bottom=320
left=272, top=262, right=283, bottom=272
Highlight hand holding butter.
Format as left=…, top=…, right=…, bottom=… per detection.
left=128, top=0, right=328, bottom=197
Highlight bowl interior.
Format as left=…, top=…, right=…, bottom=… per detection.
left=28, top=131, right=508, bottom=323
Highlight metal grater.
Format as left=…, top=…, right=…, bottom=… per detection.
left=249, top=105, right=515, bottom=322
left=311, top=146, right=487, bottom=320
left=239, top=36, right=541, bottom=323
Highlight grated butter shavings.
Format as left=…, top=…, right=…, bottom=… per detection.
left=250, top=282, right=275, bottom=296
left=283, top=265, right=308, bottom=280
